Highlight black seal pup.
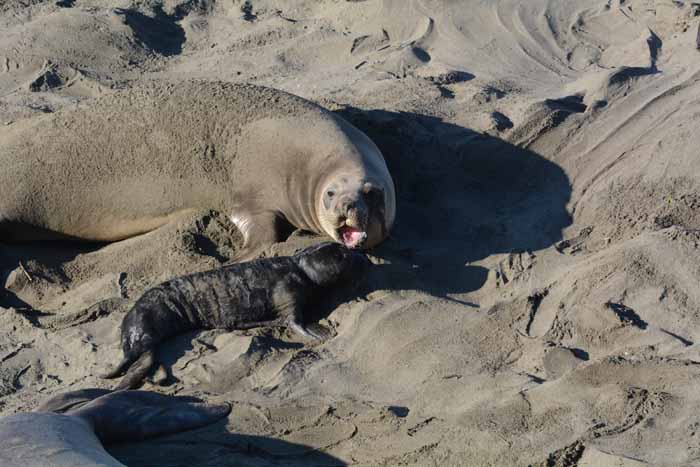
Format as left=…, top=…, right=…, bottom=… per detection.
left=102, top=242, right=369, bottom=389
left=0, top=388, right=230, bottom=467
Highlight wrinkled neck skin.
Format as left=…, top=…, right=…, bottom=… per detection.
left=235, top=113, right=395, bottom=248
left=0, top=413, right=124, bottom=467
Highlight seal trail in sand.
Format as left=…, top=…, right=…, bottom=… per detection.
left=102, top=242, right=370, bottom=389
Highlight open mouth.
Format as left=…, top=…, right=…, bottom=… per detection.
left=339, top=225, right=367, bottom=248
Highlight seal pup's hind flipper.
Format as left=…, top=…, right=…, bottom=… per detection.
left=113, top=350, right=156, bottom=390
left=101, top=353, right=139, bottom=380
left=69, top=390, right=231, bottom=443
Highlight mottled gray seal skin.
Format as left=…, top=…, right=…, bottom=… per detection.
left=103, top=242, right=370, bottom=390
left=0, top=389, right=231, bottom=467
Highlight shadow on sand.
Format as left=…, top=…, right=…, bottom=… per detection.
left=119, top=6, right=186, bottom=57
left=108, top=417, right=348, bottom=467
left=334, top=106, right=572, bottom=297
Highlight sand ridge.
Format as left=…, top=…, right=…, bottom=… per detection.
left=2, top=0, right=700, bottom=465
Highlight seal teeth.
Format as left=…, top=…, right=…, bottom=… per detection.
left=345, top=216, right=364, bottom=230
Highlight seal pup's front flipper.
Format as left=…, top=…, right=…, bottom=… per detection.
left=230, top=210, right=293, bottom=262
left=69, top=390, right=231, bottom=443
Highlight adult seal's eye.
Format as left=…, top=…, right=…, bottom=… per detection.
left=323, top=189, right=336, bottom=209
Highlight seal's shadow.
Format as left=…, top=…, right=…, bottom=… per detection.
left=335, top=106, right=573, bottom=297
left=107, top=418, right=348, bottom=467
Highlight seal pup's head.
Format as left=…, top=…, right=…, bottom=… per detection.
left=317, top=176, right=394, bottom=250
left=294, top=242, right=370, bottom=287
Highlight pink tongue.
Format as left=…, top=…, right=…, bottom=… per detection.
left=341, top=227, right=364, bottom=247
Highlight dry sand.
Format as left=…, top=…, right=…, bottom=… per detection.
left=2, top=0, right=700, bottom=465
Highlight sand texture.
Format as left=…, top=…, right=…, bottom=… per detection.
left=2, top=1, right=700, bottom=466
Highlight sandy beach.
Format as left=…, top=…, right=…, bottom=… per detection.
left=2, top=1, right=700, bottom=465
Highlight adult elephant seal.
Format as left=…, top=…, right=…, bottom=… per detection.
left=0, top=388, right=230, bottom=467
left=102, top=242, right=370, bottom=390
left=0, top=80, right=396, bottom=259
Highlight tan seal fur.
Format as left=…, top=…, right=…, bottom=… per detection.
left=0, top=80, right=395, bottom=258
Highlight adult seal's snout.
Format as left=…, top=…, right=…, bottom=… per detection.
left=339, top=197, right=369, bottom=248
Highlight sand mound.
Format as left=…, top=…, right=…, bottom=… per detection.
left=3, top=0, right=700, bottom=465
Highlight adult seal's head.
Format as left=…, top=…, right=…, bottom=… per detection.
left=255, top=114, right=397, bottom=251
left=234, top=109, right=396, bottom=254
left=317, top=174, right=394, bottom=249
left=312, top=119, right=396, bottom=250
